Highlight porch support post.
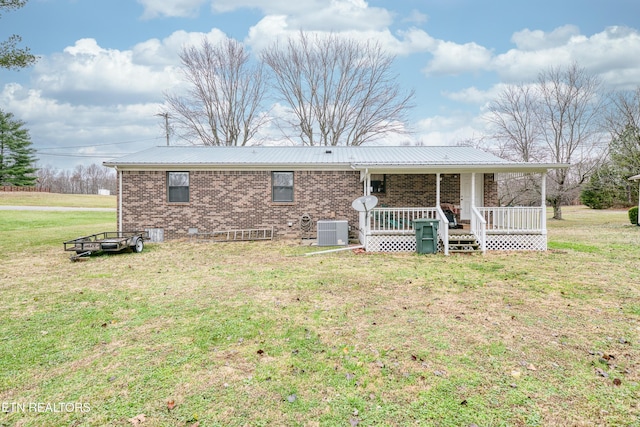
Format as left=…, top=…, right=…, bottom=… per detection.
left=471, top=173, right=476, bottom=207
left=362, top=169, right=370, bottom=249
left=541, top=172, right=547, bottom=233
left=436, top=173, right=441, bottom=207
left=364, top=169, right=371, bottom=196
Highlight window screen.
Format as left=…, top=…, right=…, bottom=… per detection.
left=168, top=172, right=189, bottom=203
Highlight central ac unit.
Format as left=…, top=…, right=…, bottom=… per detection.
left=317, top=220, right=348, bottom=246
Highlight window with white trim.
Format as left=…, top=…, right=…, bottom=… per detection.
left=370, top=174, right=386, bottom=194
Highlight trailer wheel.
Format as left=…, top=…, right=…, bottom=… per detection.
left=133, top=238, right=144, bottom=253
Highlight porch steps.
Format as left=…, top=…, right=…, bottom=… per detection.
left=448, top=234, right=481, bottom=254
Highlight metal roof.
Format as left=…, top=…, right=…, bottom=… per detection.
left=104, top=145, right=567, bottom=173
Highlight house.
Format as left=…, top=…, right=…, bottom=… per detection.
left=103, top=145, right=567, bottom=254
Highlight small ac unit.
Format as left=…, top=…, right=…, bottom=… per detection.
left=317, top=220, right=348, bottom=246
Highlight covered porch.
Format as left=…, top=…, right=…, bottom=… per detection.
left=354, top=169, right=550, bottom=254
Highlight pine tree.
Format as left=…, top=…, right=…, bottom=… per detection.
left=0, top=0, right=37, bottom=70
left=0, top=109, right=38, bottom=186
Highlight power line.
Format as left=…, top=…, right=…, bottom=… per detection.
left=36, top=152, right=133, bottom=158
left=36, top=136, right=163, bottom=151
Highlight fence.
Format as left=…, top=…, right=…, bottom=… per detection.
left=0, top=186, right=50, bottom=192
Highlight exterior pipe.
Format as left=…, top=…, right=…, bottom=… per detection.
left=305, top=245, right=365, bottom=256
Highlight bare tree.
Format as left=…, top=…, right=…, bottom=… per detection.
left=538, top=64, right=604, bottom=219
left=487, top=84, right=542, bottom=163
left=261, top=32, right=414, bottom=146
left=165, top=37, right=268, bottom=146
left=486, top=64, right=604, bottom=219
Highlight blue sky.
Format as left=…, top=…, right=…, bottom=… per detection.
left=1, top=0, right=640, bottom=170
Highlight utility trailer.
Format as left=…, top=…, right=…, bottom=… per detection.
left=63, top=231, right=149, bottom=260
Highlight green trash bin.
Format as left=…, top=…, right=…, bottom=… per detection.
left=413, top=219, right=440, bottom=254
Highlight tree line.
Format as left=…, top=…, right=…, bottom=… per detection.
left=579, top=88, right=640, bottom=209
left=35, top=164, right=116, bottom=194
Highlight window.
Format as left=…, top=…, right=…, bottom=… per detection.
left=370, top=174, right=386, bottom=193
left=272, top=172, right=294, bottom=202
left=167, top=172, right=189, bottom=203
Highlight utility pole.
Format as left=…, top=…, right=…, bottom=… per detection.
left=156, top=112, right=170, bottom=146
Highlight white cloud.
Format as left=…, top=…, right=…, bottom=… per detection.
left=1, top=83, right=164, bottom=169
left=246, top=16, right=409, bottom=55
left=393, top=28, right=437, bottom=55
left=412, top=24, right=640, bottom=90
left=404, top=9, right=428, bottom=25
left=132, top=28, right=228, bottom=66
left=288, top=0, right=393, bottom=31
left=443, top=86, right=497, bottom=105
left=138, top=0, right=207, bottom=19
left=414, top=113, right=487, bottom=146
left=208, top=0, right=391, bottom=36
left=422, top=40, right=493, bottom=76
left=30, top=38, right=184, bottom=105
left=492, top=26, right=640, bottom=86
left=511, top=25, right=581, bottom=51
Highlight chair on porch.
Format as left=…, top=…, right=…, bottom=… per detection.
left=441, top=203, right=463, bottom=229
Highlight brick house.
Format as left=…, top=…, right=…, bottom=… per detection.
left=104, top=145, right=566, bottom=254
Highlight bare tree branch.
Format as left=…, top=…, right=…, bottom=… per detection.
left=261, top=32, right=414, bottom=146
left=486, top=64, right=605, bottom=219
left=165, top=37, right=269, bottom=146
left=537, top=63, right=605, bottom=219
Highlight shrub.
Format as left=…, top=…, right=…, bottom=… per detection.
left=630, top=206, right=639, bottom=225
left=580, top=187, right=613, bottom=209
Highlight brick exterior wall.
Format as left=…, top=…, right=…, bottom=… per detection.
left=373, top=173, right=495, bottom=207
left=119, top=170, right=499, bottom=240
left=120, top=170, right=362, bottom=240
left=484, top=174, right=498, bottom=207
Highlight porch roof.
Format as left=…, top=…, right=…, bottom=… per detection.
left=104, top=145, right=567, bottom=173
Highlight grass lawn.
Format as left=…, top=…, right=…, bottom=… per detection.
left=0, top=198, right=639, bottom=426
left=0, top=192, right=116, bottom=209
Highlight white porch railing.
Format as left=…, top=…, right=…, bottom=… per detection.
left=471, top=207, right=487, bottom=253
left=476, top=207, right=545, bottom=234
left=363, top=207, right=449, bottom=254
left=360, top=206, right=546, bottom=253
left=435, top=205, right=449, bottom=256
left=368, top=207, right=438, bottom=234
